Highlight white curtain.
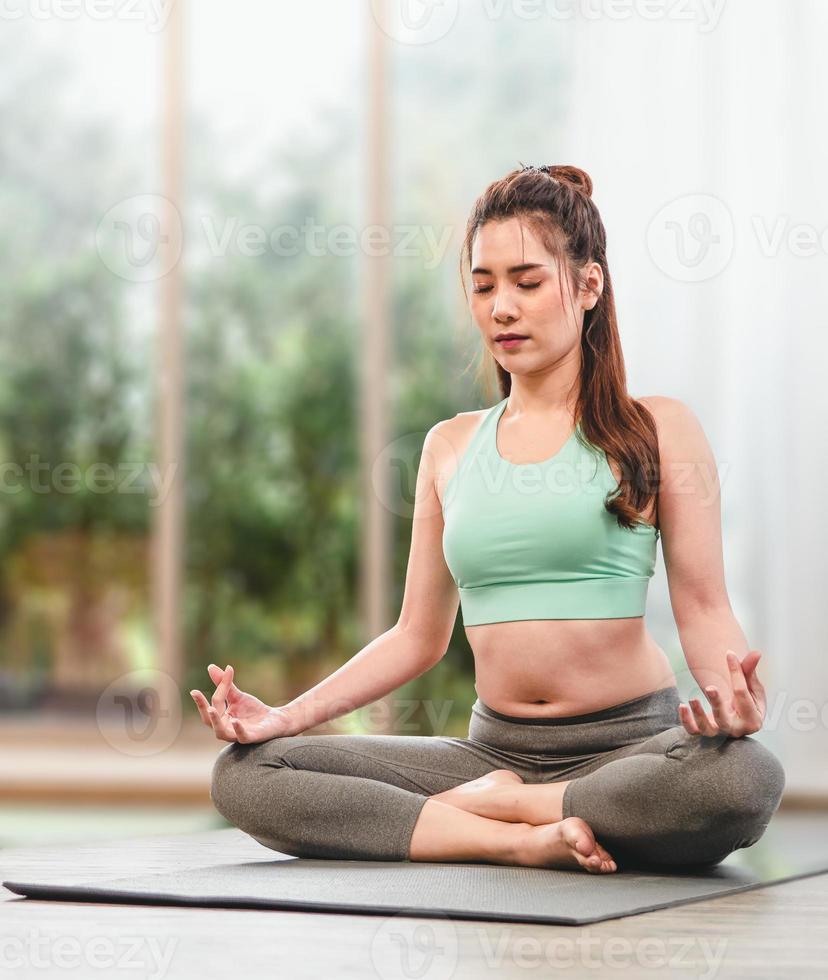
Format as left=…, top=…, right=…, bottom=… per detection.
left=560, top=0, right=828, bottom=793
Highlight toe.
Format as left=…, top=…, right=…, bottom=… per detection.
left=559, top=818, right=618, bottom=873
left=561, top=818, right=597, bottom=857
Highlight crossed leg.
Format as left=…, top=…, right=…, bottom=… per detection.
left=210, top=730, right=617, bottom=871
left=433, top=724, right=786, bottom=868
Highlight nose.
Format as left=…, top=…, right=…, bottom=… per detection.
left=492, top=292, right=518, bottom=323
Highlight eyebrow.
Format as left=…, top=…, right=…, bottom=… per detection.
left=470, top=262, right=549, bottom=275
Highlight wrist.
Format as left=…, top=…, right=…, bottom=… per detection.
left=271, top=702, right=308, bottom=737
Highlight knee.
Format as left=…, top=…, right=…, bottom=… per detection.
left=210, top=742, right=259, bottom=825
left=700, top=736, right=786, bottom=846
left=720, top=737, right=785, bottom=821
left=210, top=736, right=301, bottom=827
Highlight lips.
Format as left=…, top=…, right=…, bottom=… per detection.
left=495, top=333, right=529, bottom=341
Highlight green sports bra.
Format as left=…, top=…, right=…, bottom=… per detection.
left=441, top=397, right=660, bottom=626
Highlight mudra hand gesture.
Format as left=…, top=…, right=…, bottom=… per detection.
left=190, top=664, right=292, bottom=743
left=679, top=650, right=766, bottom=738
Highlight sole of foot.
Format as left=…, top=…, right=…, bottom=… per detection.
left=516, top=817, right=618, bottom=874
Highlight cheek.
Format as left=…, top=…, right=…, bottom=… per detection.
left=469, top=297, right=490, bottom=322
left=532, top=285, right=562, bottom=311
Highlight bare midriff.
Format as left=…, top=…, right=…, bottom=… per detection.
left=466, top=616, right=677, bottom=718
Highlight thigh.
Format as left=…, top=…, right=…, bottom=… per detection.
left=225, top=731, right=537, bottom=796
left=546, top=721, right=783, bottom=806
left=538, top=724, right=687, bottom=783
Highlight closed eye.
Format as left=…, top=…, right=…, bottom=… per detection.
left=472, top=282, right=541, bottom=294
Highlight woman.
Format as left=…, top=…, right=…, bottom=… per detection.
left=194, top=164, right=785, bottom=874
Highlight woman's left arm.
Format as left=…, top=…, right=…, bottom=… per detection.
left=670, top=614, right=767, bottom=737
left=640, top=396, right=767, bottom=737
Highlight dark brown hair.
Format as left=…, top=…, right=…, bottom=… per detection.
left=459, top=163, right=659, bottom=532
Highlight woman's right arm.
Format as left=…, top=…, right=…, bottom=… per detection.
left=277, top=419, right=461, bottom=735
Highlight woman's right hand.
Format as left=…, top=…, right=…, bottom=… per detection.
left=190, top=664, right=294, bottom=743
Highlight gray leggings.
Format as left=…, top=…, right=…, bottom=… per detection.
left=210, top=685, right=786, bottom=869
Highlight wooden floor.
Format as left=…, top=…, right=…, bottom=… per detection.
left=2, top=813, right=828, bottom=979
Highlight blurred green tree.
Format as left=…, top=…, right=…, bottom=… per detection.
left=0, top=12, right=569, bottom=732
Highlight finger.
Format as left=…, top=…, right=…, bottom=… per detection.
left=208, top=663, right=241, bottom=695
left=207, top=705, right=238, bottom=742
left=745, top=678, right=766, bottom=717
left=679, top=703, right=700, bottom=735
left=211, top=664, right=235, bottom=713
left=726, top=651, right=750, bottom=693
left=732, top=690, right=763, bottom=731
left=745, top=662, right=765, bottom=695
left=707, top=682, right=759, bottom=737
left=740, top=650, right=762, bottom=680
left=731, top=677, right=762, bottom=717
left=689, top=697, right=719, bottom=736
left=206, top=665, right=225, bottom=705
left=231, top=717, right=253, bottom=744
left=725, top=651, right=764, bottom=718
left=703, top=686, right=735, bottom=732
left=742, top=652, right=767, bottom=707
left=208, top=664, right=243, bottom=710
left=190, top=690, right=213, bottom=727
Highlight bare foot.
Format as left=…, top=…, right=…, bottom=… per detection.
left=514, top=818, right=618, bottom=874
left=434, top=769, right=568, bottom=825
left=433, top=769, right=525, bottom=809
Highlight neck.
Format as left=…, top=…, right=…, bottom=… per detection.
left=506, top=378, right=580, bottom=418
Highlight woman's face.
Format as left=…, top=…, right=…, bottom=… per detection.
left=469, top=217, right=600, bottom=372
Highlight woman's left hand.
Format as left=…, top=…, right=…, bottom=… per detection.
left=679, top=649, right=767, bottom=738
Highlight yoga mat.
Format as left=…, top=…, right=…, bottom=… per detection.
left=5, top=823, right=827, bottom=925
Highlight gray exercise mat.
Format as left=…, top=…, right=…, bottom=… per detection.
left=4, top=822, right=827, bottom=925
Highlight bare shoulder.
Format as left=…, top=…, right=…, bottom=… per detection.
left=637, top=395, right=712, bottom=462
left=425, top=409, right=489, bottom=501
left=638, top=394, right=687, bottom=421
left=639, top=394, right=701, bottom=424
left=428, top=408, right=487, bottom=445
